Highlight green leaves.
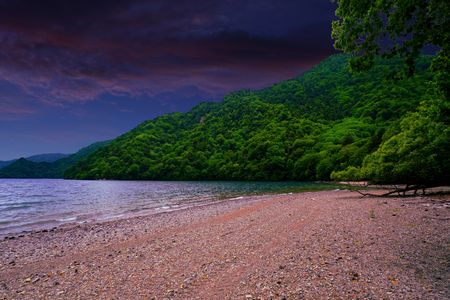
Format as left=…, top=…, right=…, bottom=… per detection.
left=361, top=101, right=450, bottom=184
left=332, top=0, right=449, bottom=91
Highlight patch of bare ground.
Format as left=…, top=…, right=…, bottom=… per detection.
left=0, top=190, right=448, bottom=299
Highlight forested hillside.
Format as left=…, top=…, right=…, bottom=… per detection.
left=0, top=141, right=110, bottom=178
left=65, top=54, right=448, bottom=184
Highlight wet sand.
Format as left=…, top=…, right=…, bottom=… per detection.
left=0, top=190, right=449, bottom=299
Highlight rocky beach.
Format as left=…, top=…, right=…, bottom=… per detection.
left=0, top=190, right=449, bottom=299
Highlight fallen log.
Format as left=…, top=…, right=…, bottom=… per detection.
left=349, top=184, right=434, bottom=197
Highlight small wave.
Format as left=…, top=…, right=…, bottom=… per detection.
left=156, top=206, right=171, bottom=210
left=0, top=204, right=33, bottom=211
left=25, top=194, right=56, bottom=198
left=58, top=217, right=77, bottom=222
left=228, top=196, right=244, bottom=200
left=125, top=207, right=152, bottom=213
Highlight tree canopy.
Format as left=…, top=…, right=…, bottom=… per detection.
left=332, top=0, right=449, bottom=98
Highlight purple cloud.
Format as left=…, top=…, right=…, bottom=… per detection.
left=0, top=0, right=336, bottom=105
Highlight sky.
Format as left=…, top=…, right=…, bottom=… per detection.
left=0, top=0, right=337, bottom=160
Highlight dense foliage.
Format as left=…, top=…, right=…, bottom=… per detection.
left=64, top=54, right=448, bottom=185
left=330, top=0, right=449, bottom=186
left=332, top=0, right=449, bottom=99
left=332, top=100, right=450, bottom=183
left=0, top=141, right=110, bottom=178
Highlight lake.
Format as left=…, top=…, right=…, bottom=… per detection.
left=0, top=179, right=337, bottom=236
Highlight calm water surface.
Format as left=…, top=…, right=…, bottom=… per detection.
left=0, top=179, right=335, bottom=235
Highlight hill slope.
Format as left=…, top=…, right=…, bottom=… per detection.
left=0, top=141, right=110, bottom=178
left=65, top=54, right=447, bottom=183
left=26, top=153, right=70, bottom=163
left=0, top=160, right=15, bottom=169
left=0, top=153, right=70, bottom=169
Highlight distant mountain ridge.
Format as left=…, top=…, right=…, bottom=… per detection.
left=0, top=141, right=110, bottom=178
left=0, top=153, right=70, bottom=169
left=25, top=153, right=70, bottom=163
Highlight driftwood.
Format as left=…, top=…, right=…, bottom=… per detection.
left=347, top=183, right=434, bottom=197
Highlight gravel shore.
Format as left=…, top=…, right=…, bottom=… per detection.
left=0, top=190, right=449, bottom=299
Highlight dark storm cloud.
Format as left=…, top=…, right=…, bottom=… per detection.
left=0, top=0, right=336, bottom=105
left=0, top=0, right=337, bottom=159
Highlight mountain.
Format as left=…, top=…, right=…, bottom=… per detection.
left=26, top=153, right=70, bottom=163
left=65, top=54, right=449, bottom=185
left=0, top=141, right=110, bottom=178
left=0, top=159, right=56, bottom=178
left=0, top=153, right=70, bottom=170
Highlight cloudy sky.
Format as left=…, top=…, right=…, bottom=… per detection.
left=0, top=0, right=337, bottom=160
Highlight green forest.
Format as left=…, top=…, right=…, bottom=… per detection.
left=64, top=54, right=449, bottom=185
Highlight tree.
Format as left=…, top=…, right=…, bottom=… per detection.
left=332, top=0, right=449, bottom=98
left=360, top=101, right=450, bottom=185
left=331, top=0, right=450, bottom=190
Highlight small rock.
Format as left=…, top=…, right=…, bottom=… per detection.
left=350, top=272, right=359, bottom=281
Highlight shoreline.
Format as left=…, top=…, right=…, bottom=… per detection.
left=0, top=181, right=342, bottom=239
left=1, top=190, right=449, bottom=299
left=0, top=179, right=343, bottom=239
left=0, top=192, right=288, bottom=240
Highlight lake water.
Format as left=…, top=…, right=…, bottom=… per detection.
left=0, top=179, right=336, bottom=236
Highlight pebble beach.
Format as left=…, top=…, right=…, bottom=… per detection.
left=0, top=190, right=449, bottom=299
